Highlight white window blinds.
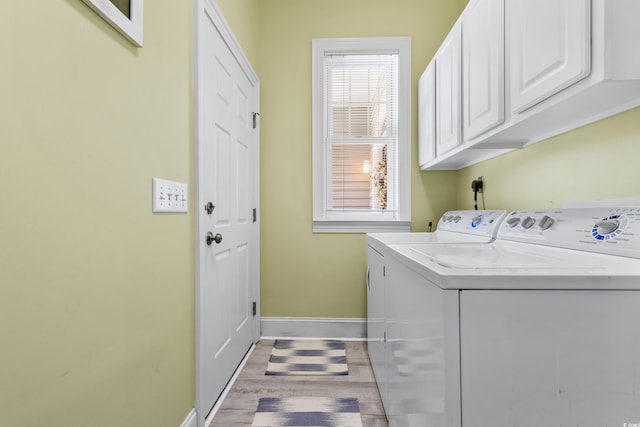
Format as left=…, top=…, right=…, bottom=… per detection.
left=312, top=37, right=411, bottom=233
left=324, top=53, right=398, bottom=214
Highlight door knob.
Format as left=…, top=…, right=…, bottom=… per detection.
left=206, top=232, right=223, bottom=245
left=205, top=202, right=215, bottom=215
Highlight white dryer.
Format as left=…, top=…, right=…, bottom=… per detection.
left=384, top=207, right=640, bottom=427
left=366, top=210, right=506, bottom=423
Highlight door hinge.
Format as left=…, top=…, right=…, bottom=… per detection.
left=383, top=266, right=386, bottom=277
left=252, top=301, right=257, bottom=316
left=252, top=208, right=257, bottom=223
left=252, top=112, right=260, bottom=129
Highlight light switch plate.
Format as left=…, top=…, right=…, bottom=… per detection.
left=153, top=178, right=188, bottom=213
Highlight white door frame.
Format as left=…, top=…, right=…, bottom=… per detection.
left=193, top=1, right=260, bottom=425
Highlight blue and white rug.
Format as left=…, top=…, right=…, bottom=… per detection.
left=265, top=340, right=348, bottom=376
left=251, top=397, right=363, bottom=427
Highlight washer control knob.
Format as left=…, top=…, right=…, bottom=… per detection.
left=506, top=217, right=521, bottom=228
left=453, top=215, right=462, bottom=223
left=538, top=215, right=555, bottom=231
left=521, top=216, right=536, bottom=229
left=471, top=215, right=483, bottom=227
left=595, top=219, right=620, bottom=235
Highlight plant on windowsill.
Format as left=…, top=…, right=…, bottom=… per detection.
left=372, top=159, right=387, bottom=210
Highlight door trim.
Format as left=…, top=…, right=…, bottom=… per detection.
left=194, top=1, right=260, bottom=425
left=196, top=0, right=259, bottom=84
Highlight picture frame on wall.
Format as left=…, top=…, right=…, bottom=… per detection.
left=82, top=0, right=143, bottom=47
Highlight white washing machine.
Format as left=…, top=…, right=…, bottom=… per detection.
left=384, top=206, right=640, bottom=427
left=366, top=210, right=506, bottom=423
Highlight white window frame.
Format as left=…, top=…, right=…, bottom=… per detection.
left=312, top=37, right=412, bottom=233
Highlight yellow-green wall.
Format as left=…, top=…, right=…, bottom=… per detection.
left=217, top=0, right=461, bottom=319
left=457, top=107, right=640, bottom=210
left=4, top=1, right=638, bottom=425
left=1, top=2, right=193, bottom=426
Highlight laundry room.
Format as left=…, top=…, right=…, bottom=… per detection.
left=2, top=1, right=640, bottom=427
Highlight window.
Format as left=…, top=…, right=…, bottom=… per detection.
left=312, top=38, right=411, bottom=232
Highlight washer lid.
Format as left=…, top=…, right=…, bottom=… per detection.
left=407, top=242, right=602, bottom=270
left=368, top=230, right=492, bottom=246
left=390, top=240, right=640, bottom=277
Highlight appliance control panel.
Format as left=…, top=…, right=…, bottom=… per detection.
left=437, top=210, right=507, bottom=236
left=498, top=207, right=640, bottom=258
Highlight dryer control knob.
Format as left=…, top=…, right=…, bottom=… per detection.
left=506, top=217, right=521, bottom=228
left=595, top=219, right=620, bottom=235
left=539, top=215, right=555, bottom=231
left=521, top=216, right=536, bottom=229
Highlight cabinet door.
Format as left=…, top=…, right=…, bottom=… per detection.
left=418, top=62, right=436, bottom=168
left=509, top=0, right=591, bottom=114
left=436, top=22, right=463, bottom=155
left=463, top=0, right=505, bottom=140
left=366, top=246, right=388, bottom=412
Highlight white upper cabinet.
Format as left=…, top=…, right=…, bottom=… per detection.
left=435, top=22, right=463, bottom=156
left=462, top=0, right=505, bottom=140
left=509, top=0, right=591, bottom=114
left=418, top=61, right=436, bottom=168
left=420, top=0, right=640, bottom=170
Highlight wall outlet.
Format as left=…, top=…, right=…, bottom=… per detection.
left=153, top=178, right=188, bottom=213
left=471, top=176, right=484, bottom=193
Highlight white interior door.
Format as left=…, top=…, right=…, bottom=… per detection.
left=195, top=2, right=260, bottom=425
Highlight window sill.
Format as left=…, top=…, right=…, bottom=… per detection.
left=313, top=220, right=411, bottom=234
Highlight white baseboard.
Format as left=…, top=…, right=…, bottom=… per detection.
left=180, top=408, right=197, bottom=427
left=261, top=317, right=367, bottom=340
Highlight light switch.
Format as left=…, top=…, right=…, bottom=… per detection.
left=153, top=178, right=188, bottom=213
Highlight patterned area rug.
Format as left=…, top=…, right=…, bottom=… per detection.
left=251, top=397, right=363, bottom=427
left=265, top=340, right=348, bottom=376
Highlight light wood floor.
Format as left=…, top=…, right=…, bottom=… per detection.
left=208, top=339, right=388, bottom=426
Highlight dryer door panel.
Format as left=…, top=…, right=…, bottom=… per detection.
left=460, top=290, right=640, bottom=427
